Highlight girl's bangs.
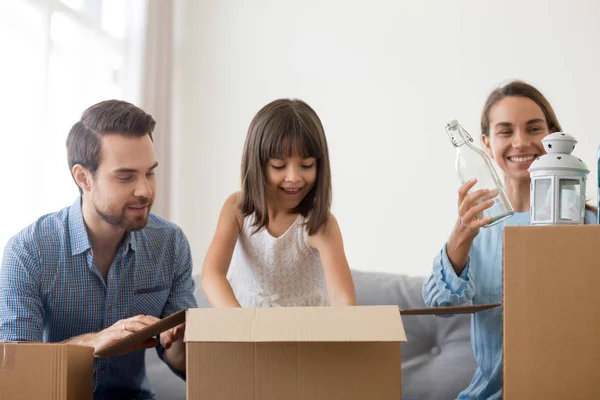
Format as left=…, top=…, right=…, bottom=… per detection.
left=260, top=121, right=321, bottom=162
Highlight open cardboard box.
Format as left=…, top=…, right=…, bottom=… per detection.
left=0, top=342, right=93, bottom=400
left=96, top=303, right=498, bottom=400
left=95, top=303, right=500, bottom=357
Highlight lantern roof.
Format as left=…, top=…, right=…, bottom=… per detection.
left=529, top=132, right=589, bottom=174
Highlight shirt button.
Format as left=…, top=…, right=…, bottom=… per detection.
left=107, top=305, right=112, bottom=311
left=430, top=346, right=441, bottom=356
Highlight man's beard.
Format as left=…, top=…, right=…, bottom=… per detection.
left=94, top=197, right=153, bottom=232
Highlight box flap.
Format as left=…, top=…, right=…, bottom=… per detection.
left=185, top=306, right=406, bottom=343
left=94, top=309, right=186, bottom=357
left=400, top=302, right=501, bottom=315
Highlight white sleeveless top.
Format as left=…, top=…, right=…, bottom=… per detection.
left=227, top=214, right=328, bottom=307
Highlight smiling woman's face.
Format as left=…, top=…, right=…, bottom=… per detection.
left=482, top=96, right=551, bottom=182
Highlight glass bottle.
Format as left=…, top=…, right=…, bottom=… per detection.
left=446, top=119, right=514, bottom=227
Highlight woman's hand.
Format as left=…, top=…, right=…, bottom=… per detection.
left=446, top=178, right=495, bottom=274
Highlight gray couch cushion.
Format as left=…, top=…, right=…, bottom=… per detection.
left=146, top=271, right=475, bottom=400
left=353, top=270, right=475, bottom=400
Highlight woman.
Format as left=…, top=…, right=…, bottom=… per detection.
left=422, top=80, right=596, bottom=399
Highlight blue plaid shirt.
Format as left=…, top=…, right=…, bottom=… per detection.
left=0, top=198, right=197, bottom=400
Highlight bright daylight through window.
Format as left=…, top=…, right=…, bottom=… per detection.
left=0, top=0, right=145, bottom=252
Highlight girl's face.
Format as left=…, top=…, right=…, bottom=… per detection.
left=482, top=96, right=551, bottom=182
left=265, top=156, right=317, bottom=210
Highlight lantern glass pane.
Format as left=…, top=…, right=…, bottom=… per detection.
left=559, top=178, right=581, bottom=221
left=534, top=178, right=552, bottom=221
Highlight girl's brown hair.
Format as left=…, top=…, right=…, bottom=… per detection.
left=239, top=99, right=332, bottom=235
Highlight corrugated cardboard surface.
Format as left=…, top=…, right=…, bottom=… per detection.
left=185, top=306, right=406, bottom=342
left=504, top=225, right=600, bottom=399
left=0, top=343, right=93, bottom=400
left=187, top=342, right=401, bottom=400
left=186, top=306, right=404, bottom=400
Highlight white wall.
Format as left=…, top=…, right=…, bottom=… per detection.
left=172, top=0, right=600, bottom=276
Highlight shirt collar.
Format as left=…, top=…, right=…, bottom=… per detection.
left=125, top=229, right=137, bottom=253
left=69, top=197, right=91, bottom=255
left=69, top=197, right=137, bottom=255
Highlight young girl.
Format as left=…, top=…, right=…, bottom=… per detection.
left=422, top=81, right=597, bottom=399
left=201, top=98, right=356, bottom=308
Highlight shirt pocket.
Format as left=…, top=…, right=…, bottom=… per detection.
left=135, top=284, right=168, bottom=294
left=131, top=284, right=170, bottom=318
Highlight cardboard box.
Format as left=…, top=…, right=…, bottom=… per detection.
left=185, top=306, right=405, bottom=400
left=95, top=304, right=500, bottom=399
left=0, top=343, right=93, bottom=400
left=504, top=225, right=600, bottom=399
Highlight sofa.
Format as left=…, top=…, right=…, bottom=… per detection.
left=145, top=270, right=476, bottom=400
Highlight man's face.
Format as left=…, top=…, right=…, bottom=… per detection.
left=89, top=134, right=157, bottom=231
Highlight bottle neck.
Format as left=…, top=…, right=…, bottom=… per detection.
left=447, top=124, right=472, bottom=147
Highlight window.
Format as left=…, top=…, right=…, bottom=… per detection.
left=533, top=178, right=553, bottom=222
left=558, top=178, right=582, bottom=221
left=0, top=0, right=145, bottom=249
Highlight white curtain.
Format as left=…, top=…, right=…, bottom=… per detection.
left=140, top=0, right=174, bottom=219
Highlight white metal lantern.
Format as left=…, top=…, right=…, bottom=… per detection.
left=528, top=132, right=589, bottom=225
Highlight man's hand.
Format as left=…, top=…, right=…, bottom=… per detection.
left=160, top=322, right=185, bottom=349
left=159, top=322, right=187, bottom=374
left=66, top=315, right=161, bottom=357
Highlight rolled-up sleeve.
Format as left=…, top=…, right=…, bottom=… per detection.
left=0, top=237, right=44, bottom=341
left=422, top=243, right=476, bottom=308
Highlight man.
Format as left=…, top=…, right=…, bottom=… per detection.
left=0, top=100, right=197, bottom=399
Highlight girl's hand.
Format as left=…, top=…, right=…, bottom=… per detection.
left=446, top=178, right=495, bottom=274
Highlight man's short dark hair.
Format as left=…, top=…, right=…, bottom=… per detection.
left=66, top=100, right=156, bottom=193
